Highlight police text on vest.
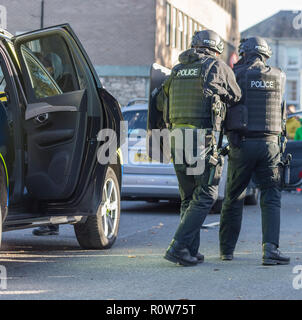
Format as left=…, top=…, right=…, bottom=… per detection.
left=250, top=80, right=275, bottom=89
left=176, top=68, right=199, bottom=77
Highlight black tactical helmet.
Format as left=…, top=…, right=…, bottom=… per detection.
left=191, top=30, right=224, bottom=54
left=239, top=37, right=272, bottom=58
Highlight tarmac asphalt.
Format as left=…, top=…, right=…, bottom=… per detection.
left=0, top=191, right=302, bottom=300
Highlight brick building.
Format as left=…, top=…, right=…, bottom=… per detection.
left=242, top=11, right=302, bottom=110
left=0, top=0, right=239, bottom=105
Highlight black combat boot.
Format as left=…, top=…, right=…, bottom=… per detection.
left=164, top=240, right=198, bottom=266
left=195, top=252, right=205, bottom=264
left=220, top=254, right=234, bottom=261
left=262, top=243, right=290, bottom=266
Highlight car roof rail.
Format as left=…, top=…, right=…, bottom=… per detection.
left=126, top=98, right=148, bottom=107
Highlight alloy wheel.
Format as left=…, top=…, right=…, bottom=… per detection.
left=101, top=178, right=119, bottom=239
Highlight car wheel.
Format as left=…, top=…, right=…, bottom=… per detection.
left=74, top=166, right=121, bottom=250
left=245, top=189, right=259, bottom=206
left=0, top=164, right=8, bottom=249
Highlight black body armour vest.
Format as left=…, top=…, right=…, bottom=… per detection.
left=243, top=66, right=283, bottom=134
left=226, top=64, right=284, bottom=135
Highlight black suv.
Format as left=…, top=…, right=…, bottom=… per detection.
left=0, top=24, right=123, bottom=249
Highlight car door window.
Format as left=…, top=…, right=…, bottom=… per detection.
left=123, top=110, right=148, bottom=136
left=20, top=34, right=82, bottom=99
left=0, top=62, right=13, bottom=125
left=21, top=46, right=62, bottom=99
left=0, top=63, right=9, bottom=149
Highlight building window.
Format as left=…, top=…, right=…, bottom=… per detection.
left=189, top=18, right=193, bottom=44
left=287, top=47, right=300, bottom=68
left=287, top=80, right=298, bottom=102
left=178, top=11, right=183, bottom=50
left=194, top=22, right=198, bottom=32
left=172, top=8, right=177, bottom=48
left=165, top=3, right=171, bottom=46
left=184, top=15, right=188, bottom=49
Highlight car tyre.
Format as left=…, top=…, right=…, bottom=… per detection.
left=74, top=166, right=121, bottom=250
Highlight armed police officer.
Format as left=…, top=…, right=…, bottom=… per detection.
left=219, top=37, right=290, bottom=266
left=157, top=30, right=241, bottom=266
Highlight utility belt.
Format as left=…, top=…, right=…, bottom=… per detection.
left=225, top=100, right=292, bottom=189
left=228, top=132, right=292, bottom=189
left=227, top=131, right=280, bottom=148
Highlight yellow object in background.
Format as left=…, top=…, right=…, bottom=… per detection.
left=286, top=117, right=301, bottom=140
left=0, top=91, right=7, bottom=102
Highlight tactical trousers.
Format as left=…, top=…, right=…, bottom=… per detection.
left=171, top=128, right=218, bottom=256
left=219, top=139, right=282, bottom=255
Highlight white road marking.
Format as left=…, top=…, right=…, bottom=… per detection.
left=202, top=222, right=220, bottom=228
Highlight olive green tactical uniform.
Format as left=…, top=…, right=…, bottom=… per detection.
left=158, top=48, right=241, bottom=256
left=219, top=55, right=286, bottom=256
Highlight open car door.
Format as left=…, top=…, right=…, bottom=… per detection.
left=12, top=25, right=104, bottom=200
left=147, top=63, right=171, bottom=164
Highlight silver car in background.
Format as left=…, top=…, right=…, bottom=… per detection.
left=121, top=100, right=258, bottom=212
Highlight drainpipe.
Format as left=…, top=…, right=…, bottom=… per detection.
left=41, top=0, right=44, bottom=29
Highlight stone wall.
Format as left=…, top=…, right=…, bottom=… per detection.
left=99, top=76, right=149, bottom=107
left=0, top=0, right=156, bottom=67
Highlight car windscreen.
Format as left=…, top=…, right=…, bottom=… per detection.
left=122, top=110, right=148, bottom=136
